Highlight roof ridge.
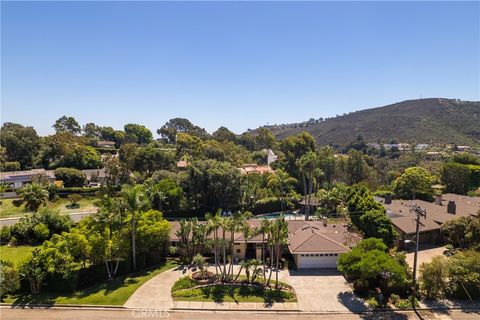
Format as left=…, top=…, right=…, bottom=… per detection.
left=311, top=230, right=350, bottom=251
left=290, top=230, right=317, bottom=252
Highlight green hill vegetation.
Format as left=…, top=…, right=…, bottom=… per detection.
left=256, top=98, right=480, bottom=147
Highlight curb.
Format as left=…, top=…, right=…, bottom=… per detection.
left=1, top=303, right=126, bottom=310
left=171, top=307, right=301, bottom=312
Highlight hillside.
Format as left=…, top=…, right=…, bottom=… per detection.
left=254, top=98, right=480, bottom=147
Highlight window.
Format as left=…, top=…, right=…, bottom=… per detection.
left=301, top=254, right=305, bottom=257
left=319, top=253, right=323, bottom=256
left=236, top=249, right=241, bottom=253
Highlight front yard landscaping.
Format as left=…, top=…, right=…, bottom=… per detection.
left=171, top=275, right=296, bottom=303
left=3, top=260, right=179, bottom=305
left=0, top=197, right=99, bottom=218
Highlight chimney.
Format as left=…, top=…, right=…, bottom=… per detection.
left=435, top=195, right=443, bottom=205
left=447, top=201, right=456, bottom=214
left=384, top=194, right=392, bottom=205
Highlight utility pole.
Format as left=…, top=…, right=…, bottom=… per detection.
left=409, top=204, right=426, bottom=309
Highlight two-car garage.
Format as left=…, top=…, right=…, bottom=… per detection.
left=293, top=252, right=340, bottom=269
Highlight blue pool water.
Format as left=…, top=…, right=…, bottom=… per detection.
left=258, top=212, right=297, bottom=220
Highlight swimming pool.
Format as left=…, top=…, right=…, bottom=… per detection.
left=257, top=212, right=301, bottom=220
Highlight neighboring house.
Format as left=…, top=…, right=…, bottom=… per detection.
left=239, top=164, right=275, bottom=175
left=380, top=194, right=480, bottom=248
left=0, top=168, right=107, bottom=189
left=0, top=169, right=55, bottom=189
left=176, top=160, right=190, bottom=170
left=82, top=168, right=107, bottom=183
left=97, top=140, right=116, bottom=148
left=169, top=219, right=360, bottom=269
left=266, top=149, right=278, bottom=166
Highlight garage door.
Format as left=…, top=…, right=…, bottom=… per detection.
left=296, top=253, right=339, bottom=268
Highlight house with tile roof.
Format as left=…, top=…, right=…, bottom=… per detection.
left=169, top=219, right=361, bottom=269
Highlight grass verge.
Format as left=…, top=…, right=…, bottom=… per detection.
left=3, top=259, right=179, bottom=306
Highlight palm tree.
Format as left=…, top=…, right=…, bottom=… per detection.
left=146, top=183, right=166, bottom=211
left=267, top=169, right=297, bottom=213
left=206, top=210, right=222, bottom=277
left=176, top=219, right=193, bottom=263
left=121, top=184, right=150, bottom=271
left=272, top=216, right=288, bottom=289
left=219, top=215, right=230, bottom=281
left=260, top=219, right=271, bottom=281
left=249, top=259, right=263, bottom=283
left=20, top=183, right=48, bottom=212
left=234, top=216, right=254, bottom=281
left=297, top=152, right=323, bottom=220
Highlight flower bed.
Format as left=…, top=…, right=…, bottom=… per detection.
left=171, top=276, right=296, bottom=303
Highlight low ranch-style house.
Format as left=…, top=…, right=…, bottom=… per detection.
left=380, top=193, right=479, bottom=249
left=0, top=168, right=107, bottom=190
left=170, top=219, right=361, bottom=269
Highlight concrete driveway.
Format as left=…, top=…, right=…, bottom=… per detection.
left=283, top=268, right=367, bottom=312
left=405, top=245, right=447, bottom=268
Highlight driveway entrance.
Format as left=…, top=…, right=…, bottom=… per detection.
left=284, top=268, right=367, bottom=312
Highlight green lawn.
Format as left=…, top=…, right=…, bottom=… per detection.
left=171, top=276, right=296, bottom=303
left=4, top=260, right=179, bottom=306
left=0, top=197, right=99, bottom=218
left=0, top=245, right=36, bottom=266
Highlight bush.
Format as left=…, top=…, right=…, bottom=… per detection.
left=0, top=227, right=11, bottom=245
left=10, top=208, right=72, bottom=244
left=394, top=297, right=418, bottom=309
left=1, top=161, right=21, bottom=172
left=0, top=261, right=20, bottom=296
left=171, top=276, right=196, bottom=292
left=33, top=223, right=50, bottom=242
left=57, top=186, right=100, bottom=195
left=67, top=194, right=82, bottom=208
left=54, top=167, right=86, bottom=187
left=365, top=296, right=380, bottom=309
left=252, top=197, right=297, bottom=214
left=12, top=199, right=24, bottom=207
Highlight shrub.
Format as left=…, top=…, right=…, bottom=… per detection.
left=0, top=261, right=20, bottom=296
left=365, top=296, right=380, bottom=309
left=54, top=168, right=86, bottom=187
left=171, top=276, right=196, bottom=292
left=33, top=223, right=50, bottom=242
left=1, top=161, right=21, bottom=172
left=67, top=194, right=82, bottom=207
left=0, top=227, right=11, bottom=245
left=12, top=199, right=24, bottom=207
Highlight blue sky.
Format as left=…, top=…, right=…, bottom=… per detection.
left=1, top=1, right=479, bottom=136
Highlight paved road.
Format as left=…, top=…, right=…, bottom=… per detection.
left=1, top=308, right=478, bottom=320
left=0, top=211, right=96, bottom=226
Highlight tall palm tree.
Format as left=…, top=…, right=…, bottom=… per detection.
left=267, top=170, right=297, bottom=213
left=260, top=219, right=271, bottom=281
left=206, top=210, right=222, bottom=276
left=297, top=152, right=323, bottom=220
left=121, top=184, right=150, bottom=271
left=219, top=215, right=230, bottom=281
